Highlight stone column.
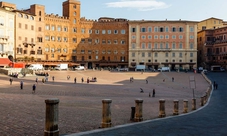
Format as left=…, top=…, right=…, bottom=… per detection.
left=44, top=98, right=59, bottom=136
left=200, top=96, right=204, bottom=106
left=101, top=99, right=112, bottom=128
left=159, top=99, right=166, bottom=117
left=192, top=98, right=196, bottom=110
left=183, top=99, right=188, bottom=113
left=173, top=100, right=179, bottom=115
left=134, top=99, right=143, bottom=122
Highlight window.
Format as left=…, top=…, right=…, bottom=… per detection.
left=160, top=27, right=164, bottom=32
left=51, top=25, right=55, bottom=31
left=141, top=35, right=146, bottom=39
left=179, top=27, right=183, bottom=32
left=57, top=37, right=61, bottom=42
left=165, top=35, right=169, bottom=39
left=95, top=30, right=99, bottom=34
left=172, top=27, right=176, bottom=32
left=141, top=27, right=146, bottom=32
left=25, top=24, right=28, bottom=29
left=132, top=35, right=136, bottom=39
left=81, top=28, right=85, bottom=34
left=154, top=27, right=158, bottom=32
left=179, top=43, right=183, bottom=49
left=107, top=30, right=111, bottom=34
left=45, top=47, right=49, bottom=52
left=45, top=36, right=50, bottom=41
left=107, top=40, right=111, bottom=44
left=57, top=26, right=61, bottom=31
left=165, top=53, right=168, bottom=57
left=172, top=35, right=176, bottom=39
left=165, top=27, right=169, bottom=32
left=114, top=40, right=118, bottom=44
left=64, top=37, right=68, bottom=42
left=148, top=35, right=152, bottom=39
left=160, top=43, right=163, bottom=49
left=172, top=53, right=175, bottom=57
left=142, top=43, right=146, bottom=49
left=74, top=19, right=77, bottom=24
left=148, top=43, right=152, bottom=49
left=24, top=15, right=29, bottom=19
left=141, top=52, right=145, bottom=57
left=160, top=35, right=164, bottom=39
left=89, top=29, right=92, bottom=34
left=172, top=43, right=176, bottom=49
left=51, top=36, right=55, bottom=41
left=179, top=52, right=182, bottom=57
left=73, top=38, right=77, bottom=43
left=95, top=39, right=99, bottom=43
left=114, top=30, right=118, bottom=34
left=132, top=52, right=135, bottom=57
left=39, top=11, right=42, bottom=16
left=19, top=23, right=22, bottom=28
left=155, top=53, right=158, bottom=57
left=132, top=43, right=136, bottom=49
left=121, top=30, right=125, bottom=34
left=154, top=43, right=158, bottom=49
left=179, top=35, right=183, bottom=39
left=190, top=35, right=194, bottom=39
left=102, top=30, right=106, bottom=34
left=74, top=4, right=77, bottom=9
left=190, top=27, right=194, bottom=32
left=132, top=27, right=136, bottom=32
left=148, top=27, right=152, bottom=32
left=51, top=54, right=54, bottom=58
left=102, top=39, right=106, bottom=44
left=74, top=12, right=77, bottom=16
left=154, top=35, right=158, bottom=39
left=190, top=43, right=194, bottom=49
left=81, top=50, right=85, bottom=54
left=165, top=43, right=169, bottom=48
left=31, top=25, right=34, bottom=30
left=51, top=48, right=55, bottom=53
left=81, top=39, right=85, bottom=43
left=121, top=40, right=125, bottom=44
left=38, top=27, right=42, bottom=31
left=64, top=27, right=68, bottom=32
left=37, top=37, right=43, bottom=42
left=73, top=28, right=77, bottom=33
left=88, top=39, right=92, bottom=44
left=148, top=53, right=151, bottom=57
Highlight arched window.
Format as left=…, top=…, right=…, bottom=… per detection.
left=39, top=11, right=42, bottom=16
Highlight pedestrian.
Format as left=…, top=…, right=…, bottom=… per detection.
left=32, top=84, right=36, bottom=94
left=35, top=77, right=38, bottom=84
left=9, top=78, right=13, bottom=85
left=81, top=77, right=84, bottom=83
left=172, top=77, right=174, bottom=82
left=74, top=77, right=77, bottom=83
left=87, top=77, right=90, bottom=84
left=216, top=83, right=218, bottom=90
left=152, top=89, right=155, bottom=97
left=20, top=81, right=23, bottom=90
left=52, top=76, right=55, bottom=82
left=42, top=78, right=45, bottom=83
left=163, top=79, right=165, bottom=82
left=146, top=79, right=148, bottom=84
left=149, top=92, right=151, bottom=97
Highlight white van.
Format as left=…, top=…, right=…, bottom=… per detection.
left=158, top=67, right=170, bottom=72
left=28, top=64, right=43, bottom=70
left=75, top=66, right=85, bottom=70
left=55, top=64, right=68, bottom=70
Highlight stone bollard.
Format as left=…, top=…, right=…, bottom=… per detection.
left=183, top=99, right=188, bottom=113
left=44, top=98, right=59, bottom=136
left=101, top=99, right=112, bottom=128
left=159, top=99, right=166, bottom=117
left=192, top=98, right=196, bottom=110
left=130, top=107, right=135, bottom=121
left=134, top=99, right=143, bottom=122
left=200, top=96, right=204, bottom=106
left=173, top=100, right=179, bottom=115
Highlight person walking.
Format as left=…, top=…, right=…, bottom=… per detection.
left=52, top=76, right=55, bottom=82
left=146, top=79, right=148, bottom=84
left=35, top=77, right=38, bottom=84
left=87, top=77, right=90, bottom=84
left=74, top=77, right=77, bottom=83
left=67, top=75, right=70, bottom=80
left=81, top=77, right=84, bottom=83
left=9, top=78, right=13, bottom=85
left=172, top=77, right=174, bottom=82
left=216, top=83, right=218, bottom=90
left=32, top=84, right=36, bottom=94
left=152, top=89, right=155, bottom=97
left=20, top=81, right=23, bottom=90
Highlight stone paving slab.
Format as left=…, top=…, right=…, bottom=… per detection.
left=0, top=70, right=209, bottom=135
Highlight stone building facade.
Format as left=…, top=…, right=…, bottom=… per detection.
left=0, top=2, right=15, bottom=60
left=128, top=20, right=198, bottom=71
left=197, top=26, right=227, bottom=69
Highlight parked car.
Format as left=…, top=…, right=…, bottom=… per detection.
left=75, top=66, right=85, bottom=70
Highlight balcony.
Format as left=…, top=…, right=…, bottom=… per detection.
left=152, top=48, right=172, bottom=52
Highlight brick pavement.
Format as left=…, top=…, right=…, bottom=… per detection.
left=0, top=70, right=209, bottom=135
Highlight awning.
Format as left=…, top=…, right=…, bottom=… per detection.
left=0, top=58, right=11, bottom=66
left=43, top=63, right=58, bottom=66
left=68, top=63, right=80, bottom=66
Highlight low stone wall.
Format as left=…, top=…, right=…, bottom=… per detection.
left=0, top=68, right=34, bottom=76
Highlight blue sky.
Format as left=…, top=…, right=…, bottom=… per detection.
left=3, top=0, right=227, bottom=21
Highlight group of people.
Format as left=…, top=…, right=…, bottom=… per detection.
left=9, top=79, right=36, bottom=94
